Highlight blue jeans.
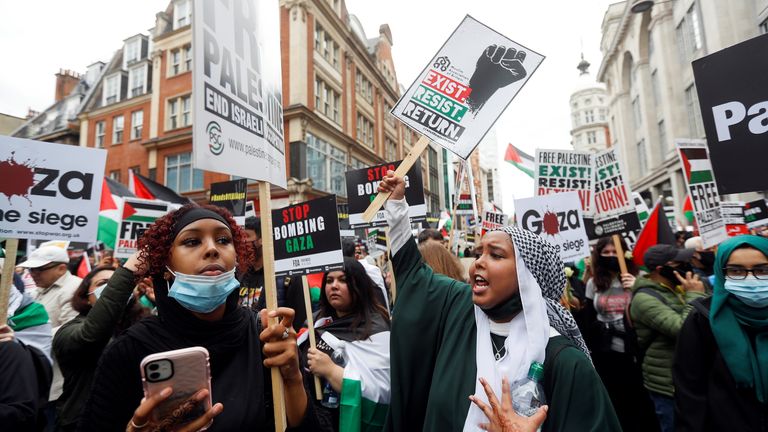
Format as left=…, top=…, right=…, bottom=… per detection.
left=649, top=392, right=674, bottom=432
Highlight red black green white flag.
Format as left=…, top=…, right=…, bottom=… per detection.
left=504, top=143, right=534, bottom=178
left=632, top=198, right=676, bottom=268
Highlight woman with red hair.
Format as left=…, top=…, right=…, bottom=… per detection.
left=78, top=204, right=322, bottom=431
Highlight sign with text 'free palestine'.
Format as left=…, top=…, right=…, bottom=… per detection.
left=391, top=15, right=544, bottom=159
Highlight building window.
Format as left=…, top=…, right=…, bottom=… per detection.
left=165, top=152, right=203, bottom=193
left=306, top=133, right=347, bottom=195
left=356, top=113, right=374, bottom=148
left=314, top=23, right=340, bottom=69
left=685, top=84, right=705, bottom=137
left=585, top=109, right=595, bottom=123
left=103, top=74, right=120, bottom=105
left=184, top=45, right=192, bottom=71
left=169, top=44, right=192, bottom=76
left=632, top=97, right=642, bottom=128
left=350, top=157, right=367, bottom=170
left=167, top=95, right=191, bottom=130
left=113, top=115, right=124, bottom=144
left=384, top=101, right=396, bottom=127
left=314, top=77, right=340, bottom=124
left=173, top=0, right=190, bottom=29
left=677, top=3, right=703, bottom=62
left=124, top=39, right=140, bottom=66
left=599, top=109, right=606, bottom=122
left=584, top=98, right=591, bottom=106
left=637, top=139, right=648, bottom=173
left=486, top=172, right=495, bottom=204
left=355, top=71, right=373, bottom=104
left=658, top=119, right=667, bottom=157
left=95, top=121, right=105, bottom=148
left=761, top=17, right=768, bottom=34
left=129, top=65, right=146, bottom=97
left=587, top=131, right=597, bottom=144
left=573, top=113, right=581, bottom=127
left=129, top=165, right=141, bottom=176
left=651, top=69, right=661, bottom=108
left=131, top=110, right=143, bottom=140
left=109, top=170, right=121, bottom=181
left=385, top=136, right=397, bottom=162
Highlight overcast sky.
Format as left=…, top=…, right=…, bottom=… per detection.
left=0, top=0, right=619, bottom=213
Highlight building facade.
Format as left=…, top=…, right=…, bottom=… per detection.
left=597, top=0, right=768, bottom=224
left=570, top=56, right=610, bottom=153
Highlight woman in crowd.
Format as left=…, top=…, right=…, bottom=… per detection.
left=302, top=257, right=391, bottom=431
left=674, top=235, right=768, bottom=431
left=78, top=204, right=321, bottom=431
left=418, top=240, right=467, bottom=282
left=584, top=238, right=659, bottom=432
left=378, top=172, right=620, bottom=432
left=53, top=264, right=150, bottom=431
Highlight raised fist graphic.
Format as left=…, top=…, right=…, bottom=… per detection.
left=466, top=45, right=527, bottom=114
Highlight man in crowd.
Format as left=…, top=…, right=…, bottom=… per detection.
left=684, top=236, right=715, bottom=292
left=630, top=245, right=708, bottom=432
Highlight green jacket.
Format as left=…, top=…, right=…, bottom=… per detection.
left=630, top=275, right=708, bottom=397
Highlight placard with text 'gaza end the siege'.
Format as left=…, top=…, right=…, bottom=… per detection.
left=0, top=136, right=106, bottom=242
left=514, top=191, right=590, bottom=262
left=271, top=195, right=344, bottom=277
left=345, top=160, right=426, bottom=229
left=390, top=15, right=544, bottom=159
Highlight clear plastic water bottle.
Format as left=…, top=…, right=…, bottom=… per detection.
left=511, top=361, right=546, bottom=418
left=320, top=349, right=346, bottom=409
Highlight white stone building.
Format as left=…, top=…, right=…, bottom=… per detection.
left=597, top=0, right=768, bottom=224
left=570, top=56, right=610, bottom=153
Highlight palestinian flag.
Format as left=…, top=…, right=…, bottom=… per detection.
left=504, top=143, right=535, bottom=178
left=128, top=170, right=190, bottom=205
left=299, top=314, right=390, bottom=432
left=455, top=194, right=473, bottom=216
left=98, top=177, right=134, bottom=250
left=437, top=210, right=452, bottom=239
left=679, top=147, right=714, bottom=185
left=683, top=195, right=694, bottom=223
left=77, top=251, right=92, bottom=279
left=632, top=198, right=676, bottom=268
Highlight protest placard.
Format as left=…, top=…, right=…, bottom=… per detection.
left=115, top=198, right=170, bottom=259
left=534, top=149, right=592, bottom=213
left=455, top=194, right=474, bottom=216
left=588, top=148, right=641, bottom=239
left=193, top=0, right=286, bottom=188
left=271, top=196, right=344, bottom=277
left=481, top=210, right=508, bottom=236
left=633, top=193, right=650, bottom=226
left=676, top=139, right=728, bottom=248
left=391, top=15, right=544, bottom=159
left=721, top=201, right=749, bottom=236
left=346, top=160, right=426, bottom=228
left=515, top=191, right=590, bottom=262
left=0, top=136, right=106, bottom=242
left=744, top=199, right=768, bottom=229
left=209, top=179, right=247, bottom=217
left=337, top=204, right=355, bottom=238
left=692, top=33, right=768, bottom=195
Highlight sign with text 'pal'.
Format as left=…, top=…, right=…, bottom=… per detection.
left=515, top=191, right=590, bottom=262
left=346, top=160, right=426, bottom=229
left=391, top=15, right=544, bottom=159
left=0, top=136, right=106, bottom=242
left=587, top=148, right=641, bottom=239
left=115, top=198, right=170, bottom=259
left=271, top=195, right=344, bottom=277
left=193, top=0, right=286, bottom=188
left=676, top=140, right=728, bottom=248
left=692, top=33, right=768, bottom=195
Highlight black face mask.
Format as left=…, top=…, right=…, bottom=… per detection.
left=697, top=251, right=715, bottom=273
left=598, top=255, right=621, bottom=273
left=659, top=263, right=693, bottom=284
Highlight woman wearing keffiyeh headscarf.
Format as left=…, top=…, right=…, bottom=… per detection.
left=673, top=235, right=768, bottom=431
left=378, top=172, right=620, bottom=432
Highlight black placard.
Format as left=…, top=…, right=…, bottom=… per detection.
left=745, top=199, right=768, bottom=229
left=692, top=33, right=768, bottom=195
left=271, top=195, right=344, bottom=276
left=209, top=179, right=247, bottom=216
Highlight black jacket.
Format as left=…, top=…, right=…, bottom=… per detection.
left=674, top=297, right=768, bottom=431
left=0, top=340, right=52, bottom=431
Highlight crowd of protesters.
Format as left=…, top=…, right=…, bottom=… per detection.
left=2, top=171, right=767, bottom=431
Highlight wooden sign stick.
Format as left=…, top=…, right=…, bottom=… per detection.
left=0, top=239, right=19, bottom=324
left=301, top=275, right=323, bottom=400
left=258, top=183, right=287, bottom=431
left=361, top=136, right=431, bottom=223
left=612, top=234, right=629, bottom=275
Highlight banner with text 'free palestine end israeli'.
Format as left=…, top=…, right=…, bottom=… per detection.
left=391, top=15, right=544, bottom=159
left=193, top=0, right=286, bottom=188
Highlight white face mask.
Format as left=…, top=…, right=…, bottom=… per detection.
left=165, top=267, right=239, bottom=313
left=723, top=276, right=768, bottom=307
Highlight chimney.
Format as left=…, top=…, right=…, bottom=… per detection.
left=55, top=69, right=81, bottom=102
left=26, top=108, right=40, bottom=119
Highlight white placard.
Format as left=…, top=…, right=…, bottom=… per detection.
left=193, top=0, right=286, bottom=188
left=391, top=15, right=544, bottom=159
left=0, top=136, right=106, bottom=242
left=515, top=191, right=590, bottom=262
left=114, top=198, right=170, bottom=259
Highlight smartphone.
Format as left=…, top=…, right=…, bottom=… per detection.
left=140, top=347, right=213, bottom=429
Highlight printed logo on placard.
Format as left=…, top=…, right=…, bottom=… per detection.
left=207, top=121, right=224, bottom=155
left=433, top=56, right=451, bottom=72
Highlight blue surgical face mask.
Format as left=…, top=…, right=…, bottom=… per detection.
left=166, top=267, right=239, bottom=313
left=723, top=276, right=768, bottom=307
left=88, top=283, right=107, bottom=300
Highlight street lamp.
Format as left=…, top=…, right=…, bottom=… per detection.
left=630, top=0, right=674, bottom=14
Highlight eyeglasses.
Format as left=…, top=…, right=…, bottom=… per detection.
left=723, top=266, right=768, bottom=280
left=29, top=263, right=61, bottom=273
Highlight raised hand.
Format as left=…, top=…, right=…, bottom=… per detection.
left=466, top=45, right=528, bottom=113
left=469, top=377, right=547, bottom=432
